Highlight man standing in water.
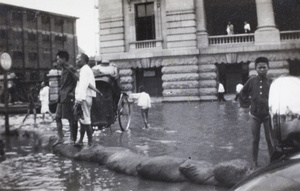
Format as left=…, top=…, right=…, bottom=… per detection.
left=54, top=51, right=78, bottom=146
left=74, top=53, right=96, bottom=146
left=239, top=57, right=273, bottom=168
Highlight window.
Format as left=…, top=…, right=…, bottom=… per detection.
left=55, top=34, right=67, bottom=42
left=42, top=34, right=50, bottom=42
left=28, top=33, right=36, bottom=41
left=28, top=52, right=37, bottom=61
left=27, top=12, right=37, bottom=22
left=42, top=15, right=50, bottom=24
left=13, top=31, right=22, bottom=39
left=12, top=10, right=23, bottom=21
left=55, top=18, right=63, bottom=25
left=135, top=3, right=155, bottom=41
left=13, top=51, right=23, bottom=60
left=0, top=30, right=6, bottom=38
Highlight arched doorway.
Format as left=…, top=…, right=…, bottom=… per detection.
left=134, top=67, right=163, bottom=97
left=216, top=62, right=249, bottom=94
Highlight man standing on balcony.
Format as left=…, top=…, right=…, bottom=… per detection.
left=226, top=22, right=234, bottom=35
left=239, top=57, right=273, bottom=168
left=244, top=21, right=251, bottom=33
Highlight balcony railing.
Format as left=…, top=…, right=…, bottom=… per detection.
left=280, top=30, right=300, bottom=41
left=129, top=39, right=163, bottom=50
left=208, top=34, right=255, bottom=45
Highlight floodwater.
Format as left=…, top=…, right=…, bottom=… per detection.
left=0, top=99, right=271, bottom=190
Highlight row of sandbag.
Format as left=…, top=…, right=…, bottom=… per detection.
left=33, top=130, right=252, bottom=188
left=49, top=142, right=252, bottom=188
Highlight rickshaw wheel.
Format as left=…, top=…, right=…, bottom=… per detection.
left=118, top=93, right=131, bottom=131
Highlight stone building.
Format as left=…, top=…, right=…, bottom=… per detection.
left=0, top=3, right=78, bottom=100
left=98, top=0, right=300, bottom=101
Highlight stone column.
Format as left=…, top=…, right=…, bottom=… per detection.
left=254, top=0, right=280, bottom=45
left=47, top=69, right=61, bottom=103
left=195, top=0, right=208, bottom=48
left=123, top=0, right=130, bottom=52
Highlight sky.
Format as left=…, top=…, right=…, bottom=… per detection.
left=0, top=0, right=99, bottom=57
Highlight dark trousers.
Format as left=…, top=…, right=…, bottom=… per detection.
left=218, top=93, right=226, bottom=102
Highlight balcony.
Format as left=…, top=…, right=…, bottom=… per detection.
left=129, top=39, right=163, bottom=50
left=208, top=33, right=255, bottom=45
left=208, top=30, right=300, bottom=46
left=280, top=30, right=300, bottom=42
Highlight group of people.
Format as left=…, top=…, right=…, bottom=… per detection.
left=226, top=21, right=251, bottom=35
left=30, top=50, right=150, bottom=147
left=21, top=50, right=152, bottom=147
left=53, top=51, right=151, bottom=146
left=22, top=51, right=272, bottom=167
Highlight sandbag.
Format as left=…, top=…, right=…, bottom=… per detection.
left=179, top=159, right=218, bottom=185
left=35, top=133, right=56, bottom=149
left=213, top=159, right=251, bottom=187
left=74, top=146, right=130, bottom=165
left=52, top=144, right=82, bottom=158
left=136, top=156, right=187, bottom=182
left=106, top=151, right=148, bottom=176
left=74, top=145, right=105, bottom=163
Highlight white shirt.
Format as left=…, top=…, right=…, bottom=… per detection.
left=39, top=86, right=49, bottom=103
left=218, top=83, right=225, bottom=93
left=236, top=84, right=244, bottom=93
left=75, top=64, right=96, bottom=101
left=244, top=23, right=251, bottom=31
left=92, top=64, right=118, bottom=79
left=130, top=92, right=151, bottom=109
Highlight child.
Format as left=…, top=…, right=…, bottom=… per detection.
left=130, top=86, right=151, bottom=128
left=22, top=88, right=39, bottom=124
left=39, top=81, right=53, bottom=121
left=239, top=57, right=273, bottom=168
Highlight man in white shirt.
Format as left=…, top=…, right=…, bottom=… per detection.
left=217, top=82, right=226, bottom=102
left=74, top=53, right=96, bottom=146
left=244, top=21, right=251, bottom=33
left=234, top=83, right=244, bottom=101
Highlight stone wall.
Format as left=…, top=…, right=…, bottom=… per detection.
left=161, top=56, right=200, bottom=101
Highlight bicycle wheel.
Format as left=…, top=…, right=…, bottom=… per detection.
left=118, top=94, right=131, bottom=131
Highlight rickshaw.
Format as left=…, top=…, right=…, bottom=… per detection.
left=91, top=74, right=131, bottom=131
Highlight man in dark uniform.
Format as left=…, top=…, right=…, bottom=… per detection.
left=53, top=51, right=78, bottom=146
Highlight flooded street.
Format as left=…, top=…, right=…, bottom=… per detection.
left=0, top=99, right=271, bottom=190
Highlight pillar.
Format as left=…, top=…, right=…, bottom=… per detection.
left=195, top=0, right=208, bottom=48
left=47, top=69, right=61, bottom=103
left=254, top=0, right=280, bottom=45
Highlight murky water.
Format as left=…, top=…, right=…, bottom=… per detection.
left=0, top=99, right=271, bottom=190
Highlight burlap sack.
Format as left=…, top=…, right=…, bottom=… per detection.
left=179, top=159, right=218, bottom=185
left=214, top=159, right=251, bottom=187
left=74, top=146, right=130, bottom=165
left=106, top=151, right=148, bottom=176
left=136, top=156, right=187, bottom=182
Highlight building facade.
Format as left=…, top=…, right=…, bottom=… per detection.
left=98, top=0, right=300, bottom=101
left=0, top=3, right=78, bottom=101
